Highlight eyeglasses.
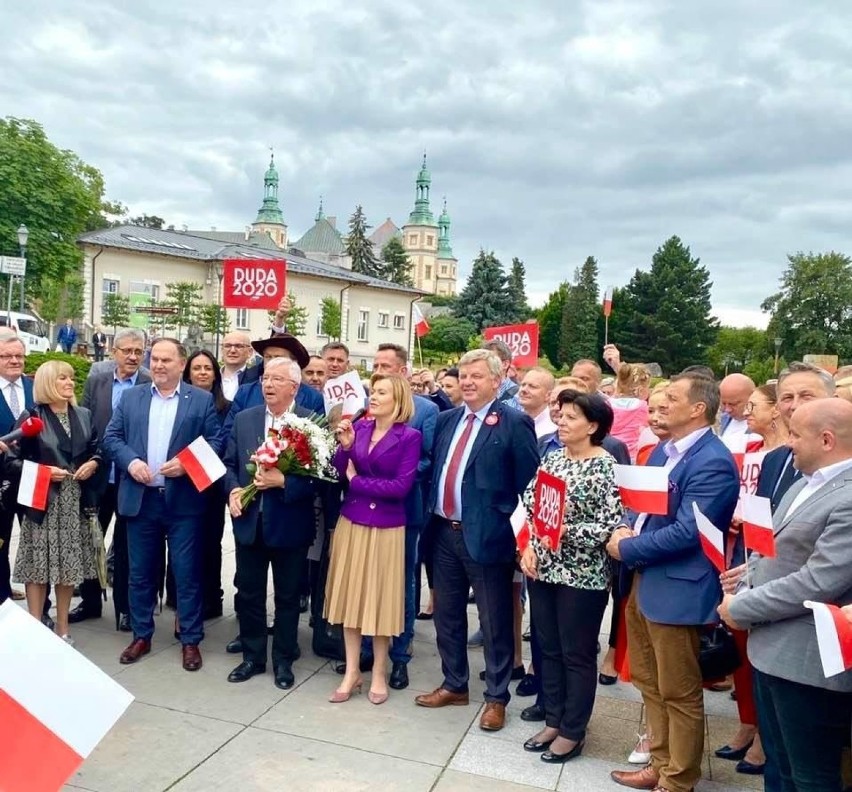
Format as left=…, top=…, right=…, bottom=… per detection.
left=261, top=376, right=296, bottom=385
left=0, top=354, right=24, bottom=361
left=115, top=347, right=143, bottom=357
left=223, top=344, right=249, bottom=350
left=743, top=400, right=773, bottom=415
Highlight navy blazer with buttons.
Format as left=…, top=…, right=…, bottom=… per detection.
left=0, top=376, right=34, bottom=435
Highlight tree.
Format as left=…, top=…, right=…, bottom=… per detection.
left=613, top=236, right=718, bottom=373
left=420, top=315, right=478, bottom=360
left=380, top=237, right=413, bottom=287
left=34, top=271, right=85, bottom=337
left=345, top=205, right=382, bottom=278
left=196, top=304, right=231, bottom=338
left=0, top=117, right=120, bottom=305
left=268, top=291, right=309, bottom=337
left=536, top=282, right=569, bottom=368
left=101, top=293, right=131, bottom=332
left=558, top=256, right=600, bottom=366
left=320, top=296, right=342, bottom=340
left=128, top=214, right=166, bottom=229
left=505, top=257, right=531, bottom=322
left=64, top=273, right=85, bottom=321
left=706, top=326, right=771, bottom=378
left=452, top=249, right=512, bottom=332
left=162, top=281, right=203, bottom=339
left=761, top=251, right=852, bottom=361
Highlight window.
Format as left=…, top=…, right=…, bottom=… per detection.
left=440, top=265, right=447, bottom=275
left=393, top=314, right=405, bottom=330
left=236, top=308, right=249, bottom=330
left=425, top=265, right=432, bottom=280
left=377, top=311, right=389, bottom=328
left=357, top=309, right=369, bottom=342
left=426, top=235, right=434, bottom=247
left=102, top=278, right=120, bottom=295
left=409, top=234, right=418, bottom=246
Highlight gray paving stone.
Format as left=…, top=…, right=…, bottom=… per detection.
left=450, top=732, right=562, bottom=789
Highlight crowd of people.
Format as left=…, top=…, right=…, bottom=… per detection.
left=2, top=303, right=852, bottom=792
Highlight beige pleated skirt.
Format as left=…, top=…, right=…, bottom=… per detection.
left=324, top=516, right=405, bottom=637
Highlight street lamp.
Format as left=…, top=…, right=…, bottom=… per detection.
left=774, top=337, right=782, bottom=376
left=16, top=224, right=28, bottom=312
left=208, top=263, right=224, bottom=359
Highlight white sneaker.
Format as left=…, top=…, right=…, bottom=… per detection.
left=628, top=733, right=651, bottom=764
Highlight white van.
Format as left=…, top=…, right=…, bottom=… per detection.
left=0, top=311, right=51, bottom=353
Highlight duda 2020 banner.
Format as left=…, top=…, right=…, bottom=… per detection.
left=222, top=259, right=287, bottom=310
left=482, top=321, right=539, bottom=368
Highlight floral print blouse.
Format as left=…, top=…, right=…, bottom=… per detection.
left=522, top=450, right=623, bottom=590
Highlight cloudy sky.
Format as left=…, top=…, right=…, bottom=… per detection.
left=4, top=1, right=851, bottom=327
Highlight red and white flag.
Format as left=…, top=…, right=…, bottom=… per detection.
left=510, top=498, right=531, bottom=553
left=614, top=464, right=669, bottom=515
left=692, top=502, right=726, bottom=573
left=412, top=303, right=430, bottom=338
left=804, top=600, right=852, bottom=677
left=741, top=493, right=776, bottom=557
left=0, top=600, right=134, bottom=792
left=602, top=287, right=613, bottom=317
left=176, top=436, right=227, bottom=492
left=17, top=460, right=51, bottom=511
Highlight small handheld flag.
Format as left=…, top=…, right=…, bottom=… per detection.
left=176, top=437, right=227, bottom=492
left=804, top=601, right=852, bottom=677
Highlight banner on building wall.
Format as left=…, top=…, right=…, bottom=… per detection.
left=222, top=259, right=287, bottom=310
left=482, top=321, right=539, bottom=368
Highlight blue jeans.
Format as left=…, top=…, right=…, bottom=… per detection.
left=363, top=522, right=419, bottom=664
left=127, top=489, right=204, bottom=645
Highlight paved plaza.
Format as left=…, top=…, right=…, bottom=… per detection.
left=11, top=525, right=758, bottom=792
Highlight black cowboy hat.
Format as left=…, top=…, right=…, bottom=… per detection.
left=250, top=333, right=310, bottom=369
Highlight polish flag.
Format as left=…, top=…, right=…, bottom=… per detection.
left=692, top=502, right=726, bottom=573
left=413, top=303, right=430, bottom=338
left=740, top=493, right=777, bottom=557
left=804, top=601, right=852, bottom=677
left=510, top=497, right=531, bottom=553
left=17, top=460, right=51, bottom=511
left=176, top=436, right=227, bottom=492
left=614, top=464, right=669, bottom=514
left=0, top=600, right=134, bottom=792
left=602, top=287, right=613, bottom=317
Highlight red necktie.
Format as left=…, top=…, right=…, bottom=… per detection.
left=442, top=414, right=476, bottom=519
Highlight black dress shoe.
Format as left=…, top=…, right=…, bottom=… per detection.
left=225, top=636, right=243, bottom=654
left=415, top=612, right=433, bottom=621
left=118, top=613, right=132, bottom=632
left=41, top=614, right=55, bottom=631
left=389, top=662, right=409, bottom=690
left=523, top=735, right=555, bottom=752
left=541, top=739, right=584, bottom=763
left=298, top=596, right=309, bottom=614
left=735, top=759, right=765, bottom=775
left=522, top=628, right=531, bottom=642
left=479, top=664, right=525, bottom=681
left=516, top=673, right=540, bottom=697
left=274, top=661, right=295, bottom=690
left=335, top=655, right=374, bottom=675
left=598, top=672, right=618, bottom=685
left=521, top=704, right=545, bottom=722
left=715, top=740, right=753, bottom=761
left=68, top=604, right=101, bottom=624
left=227, top=660, right=266, bottom=683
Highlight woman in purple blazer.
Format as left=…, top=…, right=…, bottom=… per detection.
left=325, top=373, right=422, bottom=705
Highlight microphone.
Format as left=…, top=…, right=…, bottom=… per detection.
left=0, top=416, right=44, bottom=445
left=349, top=407, right=369, bottom=423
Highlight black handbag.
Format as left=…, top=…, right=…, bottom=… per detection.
left=699, top=623, right=741, bottom=680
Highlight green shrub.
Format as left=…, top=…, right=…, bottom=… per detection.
left=24, top=352, right=93, bottom=401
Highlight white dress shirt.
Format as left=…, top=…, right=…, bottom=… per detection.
left=785, top=457, right=852, bottom=517
left=532, top=407, right=557, bottom=439
left=222, top=366, right=247, bottom=401
left=0, top=374, right=25, bottom=420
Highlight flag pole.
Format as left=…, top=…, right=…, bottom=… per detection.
left=605, top=315, right=609, bottom=347
left=416, top=334, right=424, bottom=369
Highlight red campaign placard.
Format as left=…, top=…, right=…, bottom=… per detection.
left=482, top=321, right=539, bottom=368
left=532, top=469, right=567, bottom=550
left=222, top=259, right=287, bottom=309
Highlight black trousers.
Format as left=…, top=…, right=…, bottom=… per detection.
left=0, top=507, right=14, bottom=602
left=529, top=579, right=608, bottom=741
left=235, top=521, right=307, bottom=667
left=87, top=483, right=131, bottom=624
left=753, top=668, right=852, bottom=792
left=415, top=520, right=437, bottom=615
left=432, top=518, right=514, bottom=704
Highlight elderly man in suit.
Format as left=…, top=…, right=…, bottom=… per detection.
left=415, top=349, right=539, bottom=732
left=606, top=372, right=740, bottom=792
left=103, top=338, right=220, bottom=671
left=720, top=398, right=852, bottom=792
left=223, top=357, right=319, bottom=690
left=0, top=332, right=34, bottom=604
left=70, top=329, right=150, bottom=629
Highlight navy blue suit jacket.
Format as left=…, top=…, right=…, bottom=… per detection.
left=102, top=383, right=220, bottom=518
left=427, top=400, right=539, bottom=565
left=619, top=430, right=740, bottom=625
left=0, top=377, right=34, bottom=435
left=223, top=404, right=317, bottom=548
left=406, top=395, right=437, bottom=528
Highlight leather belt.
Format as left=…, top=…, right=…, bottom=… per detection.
left=441, top=518, right=462, bottom=531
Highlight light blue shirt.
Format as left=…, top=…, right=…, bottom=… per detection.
left=435, top=399, right=497, bottom=521
left=146, top=382, right=181, bottom=487
left=109, top=370, right=139, bottom=484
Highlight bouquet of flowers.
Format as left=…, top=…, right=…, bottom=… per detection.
left=240, top=413, right=337, bottom=508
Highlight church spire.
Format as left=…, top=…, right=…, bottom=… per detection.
left=315, top=195, right=325, bottom=222
left=254, top=150, right=285, bottom=225
left=437, top=197, right=454, bottom=258
left=408, top=153, right=435, bottom=224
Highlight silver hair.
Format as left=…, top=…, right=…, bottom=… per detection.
left=265, top=356, right=302, bottom=386
left=0, top=330, right=23, bottom=348
left=778, top=361, right=836, bottom=396
left=481, top=338, right=512, bottom=363
left=459, top=349, right=502, bottom=378
left=113, top=328, right=146, bottom=348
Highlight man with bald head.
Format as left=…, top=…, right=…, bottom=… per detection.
left=220, top=331, right=253, bottom=401
left=719, top=373, right=756, bottom=436
left=720, top=398, right=852, bottom=792
left=518, top=367, right=556, bottom=437
left=571, top=359, right=602, bottom=393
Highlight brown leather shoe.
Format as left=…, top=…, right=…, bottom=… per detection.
left=479, top=701, right=506, bottom=731
left=119, top=638, right=151, bottom=664
left=414, top=687, right=470, bottom=708
left=610, top=765, right=660, bottom=789
left=182, top=644, right=203, bottom=671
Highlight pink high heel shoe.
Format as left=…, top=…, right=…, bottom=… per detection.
left=367, top=689, right=389, bottom=705
left=329, top=679, right=363, bottom=703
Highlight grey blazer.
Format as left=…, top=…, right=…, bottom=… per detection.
left=728, top=468, right=852, bottom=692
left=82, top=366, right=152, bottom=443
